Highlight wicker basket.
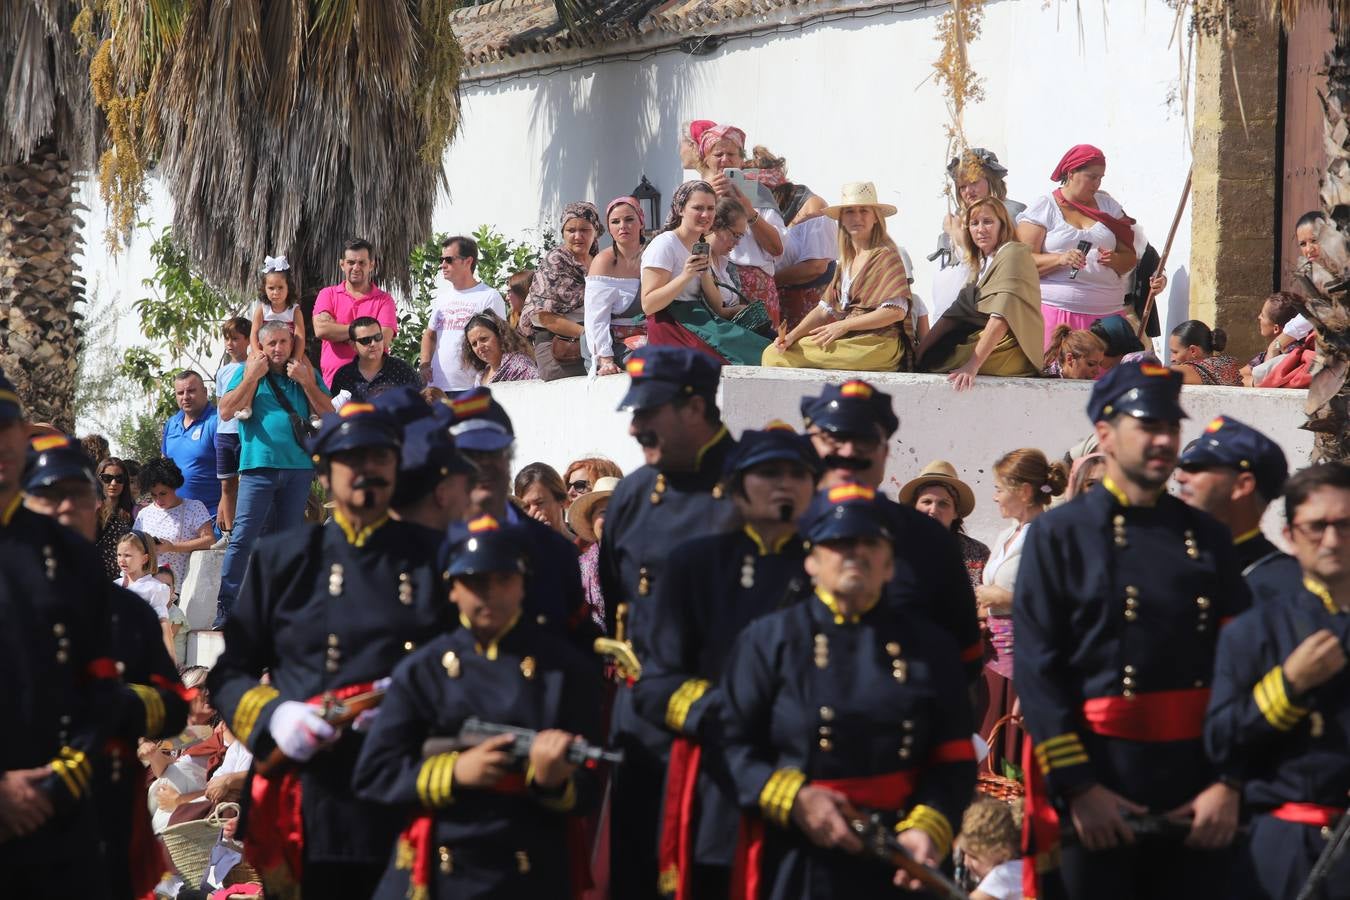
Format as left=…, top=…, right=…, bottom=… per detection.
left=976, top=714, right=1025, bottom=802
left=161, top=801, right=241, bottom=887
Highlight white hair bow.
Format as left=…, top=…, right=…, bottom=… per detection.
left=261, top=255, right=290, bottom=273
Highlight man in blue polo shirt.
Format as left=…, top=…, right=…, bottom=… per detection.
left=161, top=370, right=220, bottom=517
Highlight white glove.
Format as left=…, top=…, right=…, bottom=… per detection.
left=352, top=677, right=392, bottom=733
left=268, top=701, right=337, bottom=762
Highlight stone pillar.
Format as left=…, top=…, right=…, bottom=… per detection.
left=1190, top=18, right=1281, bottom=363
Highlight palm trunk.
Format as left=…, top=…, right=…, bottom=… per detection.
left=0, top=138, right=85, bottom=432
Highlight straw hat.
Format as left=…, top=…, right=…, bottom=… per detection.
left=822, top=181, right=897, bottom=220
left=568, top=476, right=620, bottom=544
left=898, top=460, right=976, bottom=519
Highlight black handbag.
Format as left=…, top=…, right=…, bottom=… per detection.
left=265, top=372, right=318, bottom=447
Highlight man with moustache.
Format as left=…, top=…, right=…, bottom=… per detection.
left=214, top=320, right=334, bottom=627
left=1175, top=416, right=1302, bottom=605
left=443, top=387, right=596, bottom=648
left=797, top=380, right=983, bottom=679
left=1014, top=363, right=1251, bottom=900
left=208, top=402, right=453, bottom=897
left=599, top=345, right=740, bottom=899
left=634, top=423, right=821, bottom=899
left=21, top=435, right=189, bottom=900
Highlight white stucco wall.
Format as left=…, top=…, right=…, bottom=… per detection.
left=438, top=0, right=1195, bottom=334
left=493, top=369, right=1313, bottom=551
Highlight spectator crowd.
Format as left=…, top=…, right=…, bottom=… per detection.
left=2, top=127, right=1344, bottom=900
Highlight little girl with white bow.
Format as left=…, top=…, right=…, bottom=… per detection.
left=249, top=254, right=307, bottom=359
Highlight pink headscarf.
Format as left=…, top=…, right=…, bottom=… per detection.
left=688, top=120, right=716, bottom=146
left=1050, top=144, right=1107, bottom=182
left=754, top=166, right=787, bottom=188
left=698, top=123, right=746, bottom=159
left=605, top=196, right=645, bottom=232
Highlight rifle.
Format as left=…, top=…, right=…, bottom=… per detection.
left=1295, top=806, right=1349, bottom=900
left=1057, top=812, right=1194, bottom=847
left=421, top=717, right=625, bottom=766
left=253, top=688, right=386, bottom=777
left=850, top=813, right=972, bottom=900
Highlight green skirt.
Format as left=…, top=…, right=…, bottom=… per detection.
left=667, top=300, right=771, bottom=366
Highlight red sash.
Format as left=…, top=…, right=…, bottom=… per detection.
left=1270, top=803, right=1342, bottom=828
left=243, top=681, right=375, bottom=888
left=1020, top=738, right=1060, bottom=900
left=111, top=739, right=168, bottom=897
left=730, top=770, right=918, bottom=900
left=1081, top=689, right=1210, bottom=742
left=658, top=737, right=702, bottom=900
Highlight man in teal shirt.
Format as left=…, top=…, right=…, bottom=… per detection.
left=213, top=321, right=333, bottom=627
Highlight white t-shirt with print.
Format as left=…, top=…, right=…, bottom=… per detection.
left=428, top=281, right=507, bottom=391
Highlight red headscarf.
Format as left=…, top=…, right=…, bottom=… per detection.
left=1051, top=144, right=1107, bottom=182
left=1050, top=143, right=1135, bottom=247
left=688, top=120, right=716, bottom=146
left=606, top=195, right=645, bottom=232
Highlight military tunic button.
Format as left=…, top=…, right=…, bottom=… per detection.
left=1124, top=610, right=1138, bottom=622
left=520, top=657, right=537, bottom=679
left=1123, top=665, right=1136, bottom=675
left=404, top=641, right=415, bottom=652
left=902, top=719, right=914, bottom=731
left=326, top=647, right=341, bottom=659
left=819, top=706, right=835, bottom=721
left=443, top=652, right=461, bottom=678
left=439, top=846, right=453, bottom=874
left=398, top=573, right=414, bottom=606
left=1125, top=586, right=1140, bottom=598
left=818, top=726, right=833, bottom=737
left=1123, top=688, right=1135, bottom=698
left=328, top=634, right=340, bottom=646
left=885, top=642, right=901, bottom=657
left=516, top=851, right=531, bottom=874
left=325, top=660, right=339, bottom=672
left=115, top=661, right=126, bottom=675
left=818, top=738, right=833, bottom=751
left=1194, top=680, right=1204, bottom=688
left=52, top=622, right=65, bottom=637
left=536, top=615, right=548, bottom=626
left=898, top=747, right=912, bottom=760
left=56, top=651, right=69, bottom=664
left=1196, top=596, right=1211, bottom=610
left=60, top=714, right=71, bottom=725
left=1122, top=677, right=1135, bottom=688
left=901, top=734, right=914, bottom=746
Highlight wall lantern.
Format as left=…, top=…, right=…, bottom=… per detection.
left=632, top=175, right=661, bottom=237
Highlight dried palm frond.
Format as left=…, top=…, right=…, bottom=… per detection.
left=86, top=0, right=463, bottom=296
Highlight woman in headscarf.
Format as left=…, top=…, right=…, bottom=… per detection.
left=930, top=148, right=1026, bottom=323
left=763, top=181, right=916, bottom=372
left=585, top=196, right=647, bottom=376
left=518, top=201, right=601, bottom=381
left=919, top=198, right=1045, bottom=389
left=640, top=181, right=774, bottom=364
left=695, top=121, right=788, bottom=325
left=1015, top=143, right=1140, bottom=344
left=752, top=146, right=836, bottom=332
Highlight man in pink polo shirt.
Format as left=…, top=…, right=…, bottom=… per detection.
left=312, top=238, right=398, bottom=387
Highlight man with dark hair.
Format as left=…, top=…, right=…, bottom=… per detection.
left=1206, top=461, right=1350, bottom=899
left=419, top=235, right=506, bottom=391
left=330, top=316, right=423, bottom=402
left=373, top=385, right=476, bottom=533
left=313, top=237, right=398, bottom=387
left=1015, top=362, right=1250, bottom=900
left=161, top=369, right=220, bottom=516
left=1175, top=415, right=1302, bottom=602
left=599, top=345, right=739, bottom=899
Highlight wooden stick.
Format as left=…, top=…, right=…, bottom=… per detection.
left=1136, top=167, right=1193, bottom=343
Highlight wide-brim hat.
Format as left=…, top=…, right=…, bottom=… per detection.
left=568, top=476, right=620, bottom=544
left=822, top=181, right=897, bottom=220
left=898, top=460, right=976, bottom=519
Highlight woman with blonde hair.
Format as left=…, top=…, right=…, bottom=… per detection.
left=1042, top=325, right=1106, bottom=379
left=763, top=181, right=917, bottom=371
left=919, top=198, right=1044, bottom=389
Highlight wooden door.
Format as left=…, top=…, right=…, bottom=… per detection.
left=1282, top=3, right=1334, bottom=288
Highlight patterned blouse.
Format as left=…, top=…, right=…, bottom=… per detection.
left=1182, top=354, right=1243, bottom=387
left=96, top=511, right=133, bottom=580
left=477, top=351, right=540, bottom=385
left=958, top=532, right=991, bottom=589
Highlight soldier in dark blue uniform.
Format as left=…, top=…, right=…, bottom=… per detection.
left=1206, top=462, right=1350, bottom=899
left=21, top=434, right=190, bottom=899
left=720, top=483, right=977, bottom=900
left=1014, top=362, right=1251, bottom=900
left=0, top=377, right=164, bottom=899
left=353, top=515, right=604, bottom=899
left=798, top=380, right=983, bottom=678
left=1175, top=415, right=1302, bottom=604
left=634, top=423, right=821, bottom=899
left=443, top=388, right=597, bottom=649
left=208, top=401, right=454, bottom=896
left=599, top=346, right=740, bottom=898
left=376, top=386, right=477, bottom=534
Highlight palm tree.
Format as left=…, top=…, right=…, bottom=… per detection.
left=86, top=0, right=465, bottom=300
left=0, top=0, right=97, bottom=432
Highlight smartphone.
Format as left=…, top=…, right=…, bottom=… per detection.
left=691, top=241, right=710, bottom=258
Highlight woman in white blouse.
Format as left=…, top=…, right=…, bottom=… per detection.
left=1015, top=144, right=1140, bottom=346
left=585, top=196, right=647, bottom=376
left=978, top=449, right=1067, bottom=759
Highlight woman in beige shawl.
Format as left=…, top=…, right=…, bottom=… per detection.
left=918, top=197, right=1044, bottom=389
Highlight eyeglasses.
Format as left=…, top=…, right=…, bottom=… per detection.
left=568, top=479, right=590, bottom=494
left=1291, top=519, right=1350, bottom=541
left=100, top=473, right=128, bottom=484
left=353, top=334, right=383, bottom=346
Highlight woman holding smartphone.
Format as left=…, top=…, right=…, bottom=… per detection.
left=695, top=122, right=788, bottom=325
left=640, top=182, right=772, bottom=364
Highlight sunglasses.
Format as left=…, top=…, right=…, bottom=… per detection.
left=568, top=479, right=590, bottom=493
left=353, top=334, right=383, bottom=346
left=100, top=473, right=128, bottom=484
left=440, top=255, right=469, bottom=264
